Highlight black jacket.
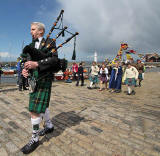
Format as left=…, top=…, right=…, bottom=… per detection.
left=78, top=66, right=84, bottom=76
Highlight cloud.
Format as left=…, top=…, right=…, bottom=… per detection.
left=54, top=0, right=160, bottom=60
left=0, top=52, right=10, bottom=57
left=0, top=52, right=18, bottom=61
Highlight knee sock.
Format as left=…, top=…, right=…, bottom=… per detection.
left=128, top=86, right=131, bottom=94
left=31, top=117, right=41, bottom=142
left=90, top=82, right=93, bottom=87
left=44, top=108, right=53, bottom=128
left=131, top=86, right=135, bottom=92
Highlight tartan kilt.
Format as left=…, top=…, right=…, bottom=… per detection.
left=125, top=78, right=136, bottom=86
left=29, top=77, right=52, bottom=114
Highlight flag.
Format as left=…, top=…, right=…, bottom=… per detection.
left=126, top=54, right=132, bottom=60
left=127, top=49, right=136, bottom=54
left=121, top=43, right=128, bottom=50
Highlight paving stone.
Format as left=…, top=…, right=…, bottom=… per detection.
left=78, top=140, right=94, bottom=152
left=0, top=113, right=8, bottom=119
left=75, top=128, right=89, bottom=136
left=0, top=148, right=8, bottom=156
left=5, top=141, right=18, bottom=153
left=49, top=144, right=66, bottom=156
left=90, top=126, right=103, bottom=133
left=20, top=111, right=30, bottom=118
left=0, top=74, right=159, bottom=156
left=69, top=143, right=86, bottom=154
left=0, top=134, right=10, bottom=143
left=8, top=121, right=19, bottom=129
left=0, top=97, right=10, bottom=105
left=6, top=128, right=14, bottom=134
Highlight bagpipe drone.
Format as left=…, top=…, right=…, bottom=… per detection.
left=21, top=9, right=79, bottom=73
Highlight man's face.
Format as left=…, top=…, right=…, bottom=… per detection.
left=30, top=24, right=43, bottom=39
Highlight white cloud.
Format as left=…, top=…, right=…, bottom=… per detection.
left=0, top=52, right=10, bottom=57
left=0, top=52, right=18, bottom=61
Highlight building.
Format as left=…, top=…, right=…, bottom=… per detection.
left=145, top=53, right=160, bottom=62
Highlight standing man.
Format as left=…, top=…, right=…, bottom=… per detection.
left=16, top=57, right=21, bottom=86
left=21, top=22, right=58, bottom=154
left=76, top=62, right=84, bottom=86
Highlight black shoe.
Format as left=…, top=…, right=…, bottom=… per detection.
left=94, top=86, right=99, bottom=89
left=39, top=126, right=54, bottom=136
left=131, top=90, right=136, bottom=95
left=127, top=92, right=131, bottom=95
left=87, top=87, right=92, bottom=89
left=21, top=139, right=39, bottom=154
left=115, top=90, right=121, bottom=93
left=81, top=84, right=84, bottom=86
left=23, top=87, right=28, bottom=90
left=19, top=89, right=22, bottom=91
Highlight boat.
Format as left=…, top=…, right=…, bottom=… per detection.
left=54, top=70, right=64, bottom=80
left=2, top=67, right=16, bottom=75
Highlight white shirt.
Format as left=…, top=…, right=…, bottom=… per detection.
left=35, top=37, right=43, bottom=49
left=100, top=67, right=108, bottom=75
left=91, top=65, right=99, bottom=76
left=123, top=66, right=139, bottom=80
left=100, top=67, right=108, bottom=79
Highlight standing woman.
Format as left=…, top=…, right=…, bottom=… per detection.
left=99, top=63, right=108, bottom=91
left=136, top=60, right=144, bottom=87
left=88, top=61, right=99, bottom=89
left=109, top=62, right=122, bottom=93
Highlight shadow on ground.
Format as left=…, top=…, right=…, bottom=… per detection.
left=40, top=111, right=85, bottom=144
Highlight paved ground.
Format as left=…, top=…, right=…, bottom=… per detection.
left=0, top=72, right=160, bottom=156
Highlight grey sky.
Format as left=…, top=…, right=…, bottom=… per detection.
left=57, top=0, right=160, bottom=61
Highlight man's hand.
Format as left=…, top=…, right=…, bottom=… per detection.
left=22, top=69, right=29, bottom=78
left=24, top=61, right=38, bottom=70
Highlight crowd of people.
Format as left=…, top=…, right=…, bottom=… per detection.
left=63, top=61, right=144, bottom=95
left=87, top=60, right=145, bottom=95
left=13, top=57, right=145, bottom=97
left=62, top=60, right=145, bottom=96
left=62, top=62, right=85, bottom=86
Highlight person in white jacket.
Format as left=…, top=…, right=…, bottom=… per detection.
left=123, top=62, right=139, bottom=95
left=88, top=61, right=99, bottom=89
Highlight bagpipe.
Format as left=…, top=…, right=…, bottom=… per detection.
left=21, top=9, right=79, bottom=73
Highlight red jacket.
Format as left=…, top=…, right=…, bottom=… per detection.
left=72, top=64, right=78, bottom=73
